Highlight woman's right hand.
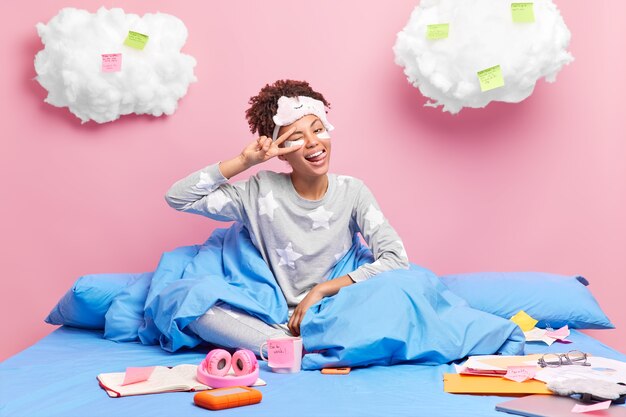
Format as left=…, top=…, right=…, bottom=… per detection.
left=240, top=126, right=301, bottom=167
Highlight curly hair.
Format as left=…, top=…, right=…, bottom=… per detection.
left=245, top=80, right=331, bottom=138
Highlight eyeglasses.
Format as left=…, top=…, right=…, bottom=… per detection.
left=538, top=350, right=590, bottom=368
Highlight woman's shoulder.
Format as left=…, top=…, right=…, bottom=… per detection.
left=251, top=170, right=290, bottom=189
left=332, top=173, right=365, bottom=189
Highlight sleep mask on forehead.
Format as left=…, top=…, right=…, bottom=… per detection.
left=271, top=96, right=334, bottom=141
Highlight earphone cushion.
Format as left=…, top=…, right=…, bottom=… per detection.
left=205, top=349, right=231, bottom=377
left=231, top=349, right=257, bottom=376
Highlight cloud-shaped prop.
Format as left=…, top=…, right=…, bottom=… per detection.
left=393, top=0, right=573, bottom=114
left=34, top=7, right=197, bottom=123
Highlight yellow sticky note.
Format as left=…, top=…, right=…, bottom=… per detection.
left=511, top=3, right=535, bottom=23
left=510, top=310, right=538, bottom=332
left=426, top=24, right=449, bottom=40
left=477, top=65, right=505, bottom=92
left=124, top=30, right=149, bottom=50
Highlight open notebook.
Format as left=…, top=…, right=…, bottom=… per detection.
left=97, top=365, right=265, bottom=397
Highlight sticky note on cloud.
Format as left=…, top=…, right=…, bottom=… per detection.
left=510, top=310, right=538, bottom=332
left=101, top=53, right=122, bottom=72
left=478, top=65, right=505, bottom=92
left=426, top=24, right=449, bottom=40
left=124, top=30, right=149, bottom=50
left=511, top=3, right=535, bottom=23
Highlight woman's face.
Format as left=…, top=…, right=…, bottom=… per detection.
left=278, top=114, right=331, bottom=178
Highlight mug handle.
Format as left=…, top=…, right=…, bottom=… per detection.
left=259, top=342, right=268, bottom=361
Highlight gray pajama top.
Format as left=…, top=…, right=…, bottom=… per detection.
left=165, top=163, right=409, bottom=307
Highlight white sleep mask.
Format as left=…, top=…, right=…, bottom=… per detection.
left=271, top=96, right=334, bottom=141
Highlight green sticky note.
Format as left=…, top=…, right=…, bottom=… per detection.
left=426, top=23, right=449, bottom=40
left=510, top=310, right=538, bottom=332
left=477, top=65, right=505, bottom=92
left=124, top=30, right=149, bottom=50
left=511, top=3, right=535, bottom=23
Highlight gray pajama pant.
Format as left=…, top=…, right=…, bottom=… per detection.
left=187, top=302, right=291, bottom=356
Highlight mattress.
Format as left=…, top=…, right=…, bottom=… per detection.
left=1, top=327, right=624, bottom=417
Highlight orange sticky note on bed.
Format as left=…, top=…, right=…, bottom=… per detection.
left=510, top=310, right=538, bottom=332
left=121, top=366, right=155, bottom=385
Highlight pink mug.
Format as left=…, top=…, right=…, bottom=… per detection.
left=259, top=336, right=302, bottom=373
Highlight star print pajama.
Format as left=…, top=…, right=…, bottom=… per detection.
left=165, top=163, right=409, bottom=350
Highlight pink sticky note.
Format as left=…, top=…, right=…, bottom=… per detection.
left=546, top=325, right=570, bottom=340
left=571, top=400, right=611, bottom=413
left=503, top=366, right=536, bottom=382
left=101, top=53, right=122, bottom=72
left=268, top=339, right=294, bottom=367
left=121, top=366, right=155, bottom=385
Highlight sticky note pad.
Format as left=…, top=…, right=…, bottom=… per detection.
left=571, top=400, right=611, bottom=413
left=426, top=24, right=449, bottom=40
left=267, top=339, right=294, bottom=367
left=101, top=53, right=122, bottom=72
left=477, top=65, right=505, bottom=92
left=121, top=366, right=155, bottom=386
left=504, top=366, right=536, bottom=383
left=511, top=3, right=535, bottom=23
left=510, top=310, right=538, bottom=332
left=124, top=30, right=149, bottom=50
left=545, top=325, right=570, bottom=340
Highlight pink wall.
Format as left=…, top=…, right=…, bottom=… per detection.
left=1, top=1, right=624, bottom=361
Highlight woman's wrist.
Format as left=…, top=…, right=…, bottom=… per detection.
left=219, top=154, right=253, bottom=179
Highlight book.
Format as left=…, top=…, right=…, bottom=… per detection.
left=97, top=365, right=266, bottom=398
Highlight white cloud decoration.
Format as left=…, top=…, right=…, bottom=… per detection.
left=34, top=7, right=197, bottom=123
left=393, top=0, right=573, bottom=114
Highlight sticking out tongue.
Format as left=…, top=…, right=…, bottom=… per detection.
left=306, top=150, right=325, bottom=162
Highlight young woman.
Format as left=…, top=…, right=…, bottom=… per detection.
left=165, top=79, right=408, bottom=353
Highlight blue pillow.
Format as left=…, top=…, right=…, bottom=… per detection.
left=45, top=273, right=149, bottom=329
left=439, top=272, right=614, bottom=329
left=104, top=273, right=153, bottom=342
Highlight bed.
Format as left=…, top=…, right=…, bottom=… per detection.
left=1, top=326, right=625, bottom=417
left=2, top=225, right=623, bottom=416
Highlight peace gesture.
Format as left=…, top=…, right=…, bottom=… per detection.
left=241, top=127, right=300, bottom=167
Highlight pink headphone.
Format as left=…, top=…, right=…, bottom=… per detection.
left=196, top=348, right=259, bottom=389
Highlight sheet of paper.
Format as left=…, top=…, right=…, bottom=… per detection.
left=477, top=65, right=505, bottom=92
left=524, top=327, right=546, bottom=341
left=124, top=30, right=149, bottom=50
left=101, top=53, right=122, bottom=72
left=426, top=24, right=449, bottom=40
left=121, top=366, right=155, bottom=385
left=504, top=366, right=536, bottom=382
left=510, top=310, right=538, bottom=332
left=464, top=354, right=540, bottom=371
left=511, top=3, right=535, bottom=23
left=571, top=400, right=611, bottom=413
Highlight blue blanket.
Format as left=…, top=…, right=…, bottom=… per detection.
left=102, top=223, right=524, bottom=369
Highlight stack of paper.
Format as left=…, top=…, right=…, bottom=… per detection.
left=445, top=354, right=552, bottom=394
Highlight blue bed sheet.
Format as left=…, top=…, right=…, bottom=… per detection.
left=1, top=327, right=624, bottom=417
